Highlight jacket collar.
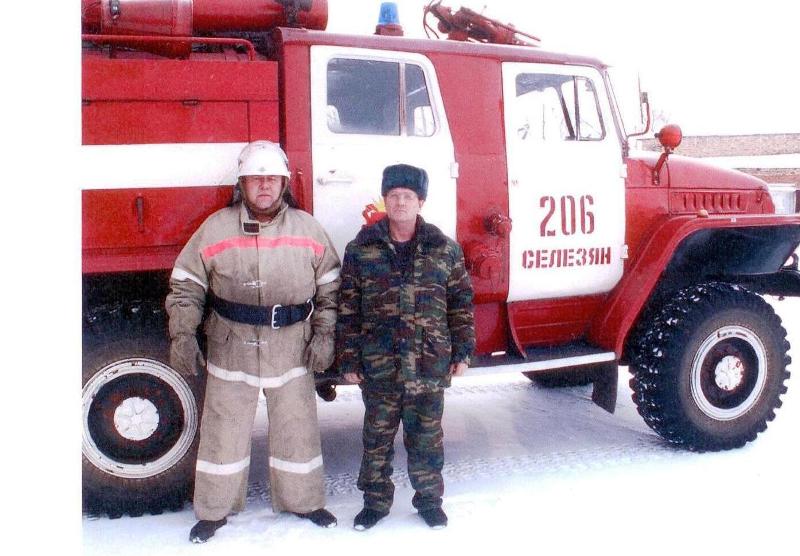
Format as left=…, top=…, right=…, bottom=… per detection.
left=354, top=216, right=447, bottom=250
left=239, top=201, right=288, bottom=235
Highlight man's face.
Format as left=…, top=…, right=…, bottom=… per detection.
left=241, top=175, right=284, bottom=212
left=384, top=187, right=424, bottom=226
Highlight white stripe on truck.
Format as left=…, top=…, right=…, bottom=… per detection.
left=80, top=142, right=247, bottom=189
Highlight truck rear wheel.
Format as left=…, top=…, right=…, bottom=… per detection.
left=82, top=302, right=203, bottom=517
left=629, top=283, right=790, bottom=450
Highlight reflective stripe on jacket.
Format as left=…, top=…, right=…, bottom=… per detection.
left=167, top=202, right=341, bottom=382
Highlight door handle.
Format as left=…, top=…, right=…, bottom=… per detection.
left=317, top=170, right=354, bottom=185
left=135, top=195, right=145, bottom=233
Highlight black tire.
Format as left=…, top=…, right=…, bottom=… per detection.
left=629, top=282, right=791, bottom=451
left=524, top=367, right=596, bottom=388
left=82, top=301, right=204, bottom=517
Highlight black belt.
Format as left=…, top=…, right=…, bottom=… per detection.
left=209, top=291, right=314, bottom=328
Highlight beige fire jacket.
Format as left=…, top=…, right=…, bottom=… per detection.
left=166, top=202, right=341, bottom=381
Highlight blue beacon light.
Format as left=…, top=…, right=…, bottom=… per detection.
left=375, top=2, right=403, bottom=36
left=378, top=2, right=400, bottom=25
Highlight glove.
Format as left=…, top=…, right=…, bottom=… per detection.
left=304, top=332, right=334, bottom=373
left=170, top=334, right=206, bottom=378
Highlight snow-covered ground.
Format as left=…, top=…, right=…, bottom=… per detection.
left=82, top=297, right=800, bottom=556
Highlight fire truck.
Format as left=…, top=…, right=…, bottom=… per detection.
left=81, top=0, right=800, bottom=516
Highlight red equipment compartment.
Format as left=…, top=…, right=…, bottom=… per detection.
left=82, top=56, right=278, bottom=105
left=83, top=101, right=251, bottom=145
left=82, top=187, right=232, bottom=250
left=82, top=56, right=279, bottom=144
left=83, top=186, right=233, bottom=273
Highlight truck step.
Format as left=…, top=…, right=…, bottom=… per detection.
left=469, top=342, right=615, bottom=377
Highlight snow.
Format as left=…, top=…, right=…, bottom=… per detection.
left=82, top=297, right=800, bottom=556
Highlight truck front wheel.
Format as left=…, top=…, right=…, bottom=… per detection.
left=629, top=283, right=790, bottom=450
left=82, top=303, right=203, bottom=517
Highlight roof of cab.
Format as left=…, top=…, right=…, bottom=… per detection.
left=277, top=27, right=608, bottom=70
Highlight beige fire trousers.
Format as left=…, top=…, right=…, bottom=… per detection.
left=192, top=321, right=326, bottom=521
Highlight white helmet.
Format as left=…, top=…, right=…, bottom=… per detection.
left=237, top=140, right=290, bottom=179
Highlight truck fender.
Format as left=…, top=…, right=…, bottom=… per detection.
left=587, top=214, right=800, bottom=359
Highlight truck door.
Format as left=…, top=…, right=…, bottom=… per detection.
left=502, top=63, right=626, bottom=301
left=310, top=46, right=458, bottom=258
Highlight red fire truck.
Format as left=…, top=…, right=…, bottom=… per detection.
left=81, top=0, right=800, bottom=516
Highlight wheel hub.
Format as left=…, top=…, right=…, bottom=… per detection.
left=713, top=355, right=745, bottom=392
left=691, top=325, right=766, bottom=421
left=83, top=358, right=198, bottom=479
left=113, top=397, right=160, bottom=441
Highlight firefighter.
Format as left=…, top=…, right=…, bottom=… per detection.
left=166, top=140, right=341, bottom=543
left=336, top=164, right=476, bottom=530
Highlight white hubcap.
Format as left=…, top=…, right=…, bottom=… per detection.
left=714, top=355, right=745, bottom=391
left=83, top=358, right=199, bottom=479
left=113, top=397, right=160, bottom=441
left=691, top=325, right=767, bottom=421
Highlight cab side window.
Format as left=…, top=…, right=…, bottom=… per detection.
left=405, top=64, right=435, bottom=137
left=326, top=58, right=435, bottom=137
left=514, top=73, right=605, bottom=142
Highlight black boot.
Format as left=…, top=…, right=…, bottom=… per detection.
left=315, top=381, right=337, bottom=402
left=293, top=508, right=338, bottom=528
left=189, top=518, right=227, bottom=543
left=353, top=507, right=389, bottom=531
left=419, top=507, right=448, bottom=529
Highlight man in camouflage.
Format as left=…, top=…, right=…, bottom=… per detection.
left=336, top=163, right=475, bottom=530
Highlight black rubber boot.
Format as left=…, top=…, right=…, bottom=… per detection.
left=293, top=508, right=338, bottom=528
left=353, top=507, right=389, bottom=531
left=189, top=518, right=227, bottom=543
left=419, top=507, right=448, bottom=529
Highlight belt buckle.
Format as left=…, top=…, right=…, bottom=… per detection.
left=271, top=304, right=282, bottom=329
left=305, top=298, right=315, bottom=321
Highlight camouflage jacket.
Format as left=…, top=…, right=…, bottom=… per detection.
left=336, top=217, right=475, bottom=392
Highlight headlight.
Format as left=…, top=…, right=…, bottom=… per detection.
left=767, top=183, right=799, bottom=215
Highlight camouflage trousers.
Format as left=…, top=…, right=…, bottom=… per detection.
left=357, top=386, right=445, bottom=513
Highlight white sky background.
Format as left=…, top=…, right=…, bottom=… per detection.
left=328, top=0, right=800, bottom=136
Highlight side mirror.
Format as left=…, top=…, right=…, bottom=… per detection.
left=625, top=83, right=651, bottom=138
